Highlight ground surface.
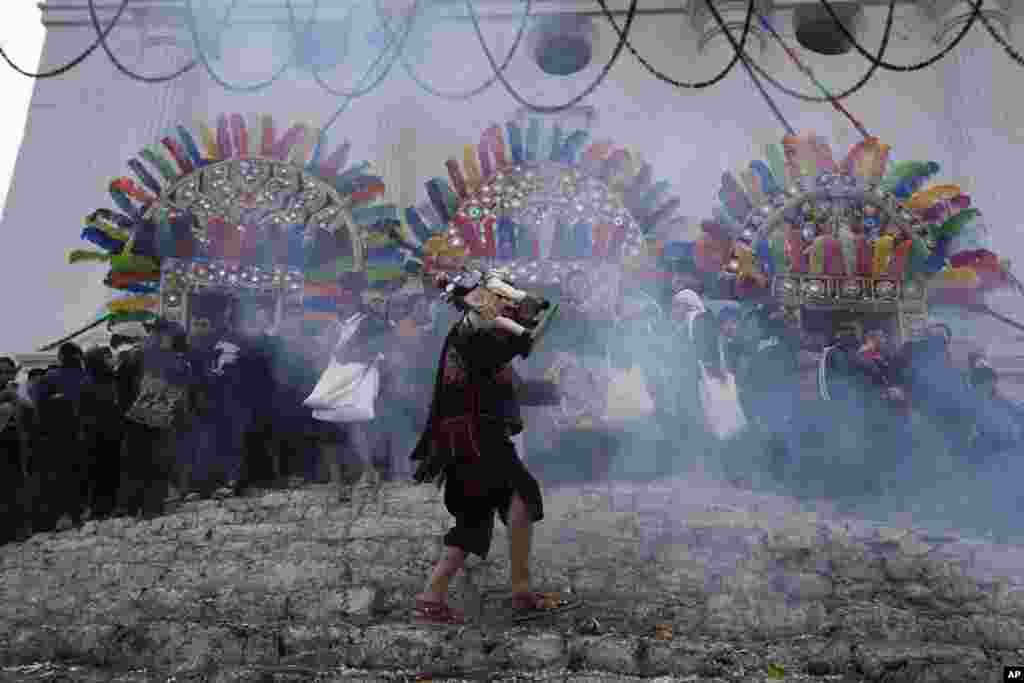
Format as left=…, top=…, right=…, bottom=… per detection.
left=2, top=476, right=1024, bottom=682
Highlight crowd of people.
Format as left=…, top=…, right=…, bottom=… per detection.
left=2, top=267, right=1023, bottom=546
left=0, top=275, right=445, bottom=545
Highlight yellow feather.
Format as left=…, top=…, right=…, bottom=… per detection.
left=199, top=123, right=220, bottom=160
left=873, top=235, right=894, bottom=277
left=463, top=145, right=482, bottom=192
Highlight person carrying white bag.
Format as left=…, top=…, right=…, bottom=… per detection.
left=681, top=292, right=748, bottom=442
left=304, top=312, right=382, bottom=424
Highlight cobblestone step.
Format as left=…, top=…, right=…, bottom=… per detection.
left=3, top=478, right=1024, bottom=681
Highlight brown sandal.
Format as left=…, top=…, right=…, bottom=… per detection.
left=510, top=591, right=576, bottom=614
left=413, top=599, right=467, bottom=625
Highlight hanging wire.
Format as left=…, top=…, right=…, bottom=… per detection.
left=720, top=0, right=897, bottom=104
left=738, top=51, right=795, bottom=135
left=183, top=0, right=296, bottom=92
left=594, top=0, right=754, bottom=89
left=86, top=0, right=239, bottom=83
left=465, top=0, right=640, bottom=113
left=817, top=0, right=985, bottom=72
left=754, top=10, right=871, bottom=138
left=974, top=3, right=1024, bottom=66
left=382, top=0, right=533, bottom=101
left=285, top=0, right=417, bottom=99
left=311, top=1, right=422, bottom=159
left=0, top=0, right=131, bottom=78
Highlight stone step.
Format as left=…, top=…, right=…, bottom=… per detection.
left=4, top=481, right=1024, bottom=680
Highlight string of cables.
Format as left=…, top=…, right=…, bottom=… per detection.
left=310, top=0, right=422, bottom=156
left=817, top=0, right=994, bottom=71
left=376, top=0, right=533, bottom=101
left=464, top=0, right=642, bottom=113
left=284, top=0, right=415, bottom=98
left=183, top=0, right=295, bottom=92
left=597, top=0, right=887, bottom=103
left=85, top=0, right=240, bottom=83
left=0, top=0, right=132, bottom=78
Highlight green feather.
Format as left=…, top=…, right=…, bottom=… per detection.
left=880, top=160, right=934, bottom=189
left=931, top=209, right=980, bottom=240
left=770, top=236, right=788, bottom=273
left=110, top=253, right=161, bottom=273
left=68, top=250, right=112, bottom=265
left=140, top=146, right=179, bottom=184
left=765, top=144, right=787, bottom=187
left=906, top=236, right=931, bottom=280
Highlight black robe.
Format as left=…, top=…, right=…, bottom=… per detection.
left=411, top=320, right=559, bottom=486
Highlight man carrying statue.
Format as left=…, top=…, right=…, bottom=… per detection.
left=408, top=267, right=573, bottom=625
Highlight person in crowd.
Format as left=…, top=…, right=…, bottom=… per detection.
left=0, top=356, right=18, bottom=403
left=234, top=299, right=282, bottom=489
left=372, top=287, right=437, bottom=482
left=410, top=294, right=565, bottom=625
left=666, top=289, right=708, bottom=441
left=738, top=303, right=802, bottom=467
left=266, top=310, right=323, bottom=487
left=891, top=323, right=970, bottom=453
left=0, top=357, right=22, bottom=544
left=28, top=343, right=90, bottom=531
left=204, top=298, right=276, bottom=498
left=311, top=272, right=379, bottom=487
left=80, top=347, right=123, bottom=519
left=968, top=362, right=1023, bottom=462
left=116, top=320, right=198, bottom=518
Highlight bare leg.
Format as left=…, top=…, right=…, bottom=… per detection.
left=416, top=545, right=468, bottom=604
left=507, top=494, right=533, bottom=595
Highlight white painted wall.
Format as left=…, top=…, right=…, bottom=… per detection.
left=2, top=2, right=1022, bottom=354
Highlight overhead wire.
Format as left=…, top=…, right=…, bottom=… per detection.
left=86, top=0, right=232, bottom=83
left=594, top=0, right=755, bottom=89
left=465, top=0, right=640, bottom=113
left=285, top=0, right=416, bottom=99
left=817, top=0, right=985, bottom=72
left=183, top=0, right=295, bottom=92
left=310, top=0, right=423, bottom=158
left=753, top=10, right=871, bottom=138
left=725, top=0, right=896, bottom=104
left=0, top=0, right=130, bottom=78
left=380, top=0, right=533, bottom=101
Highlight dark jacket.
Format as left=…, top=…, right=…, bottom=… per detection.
left=29, top=367, right=89, bottom=406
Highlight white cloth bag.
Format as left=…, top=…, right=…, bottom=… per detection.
left=303, top=313, right=380, bottom=423
left=688, top=306, right=748, bottom=441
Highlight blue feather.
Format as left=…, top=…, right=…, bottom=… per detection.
left=176, top=126, right=205, bottom=168
left=749, top=160, right=782, bottom=195
left=127, top=159, right=163, bottom=197
left=507, top=121, right=525, bottom=164
left=560, top=131, right=589, bottom=164
left=755, top=238, right=774, bottom=277
left=405, top=208, right=434, bottom=244
left=526, top=118, right=541, bottom=162
left=335, top=174, right=385, bottom=195
left=333, top=161, right=371, bottom=187
left=81, top=227, right=125, bottom=254
left=548, top=125, right=563, bottom=162
left=109, top=188, right=140, bottom=220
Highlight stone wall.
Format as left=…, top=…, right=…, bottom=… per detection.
left=3, top=477, right=1024, bottom=681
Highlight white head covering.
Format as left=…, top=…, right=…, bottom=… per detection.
left=673, top=289, right=706, bottom=340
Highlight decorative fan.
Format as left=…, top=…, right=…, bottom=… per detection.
left=404, top=117, right=686, bottom=313
left=695, top=131, right=1014, bottom=313
left=68, top=113, right=408, bottom=335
